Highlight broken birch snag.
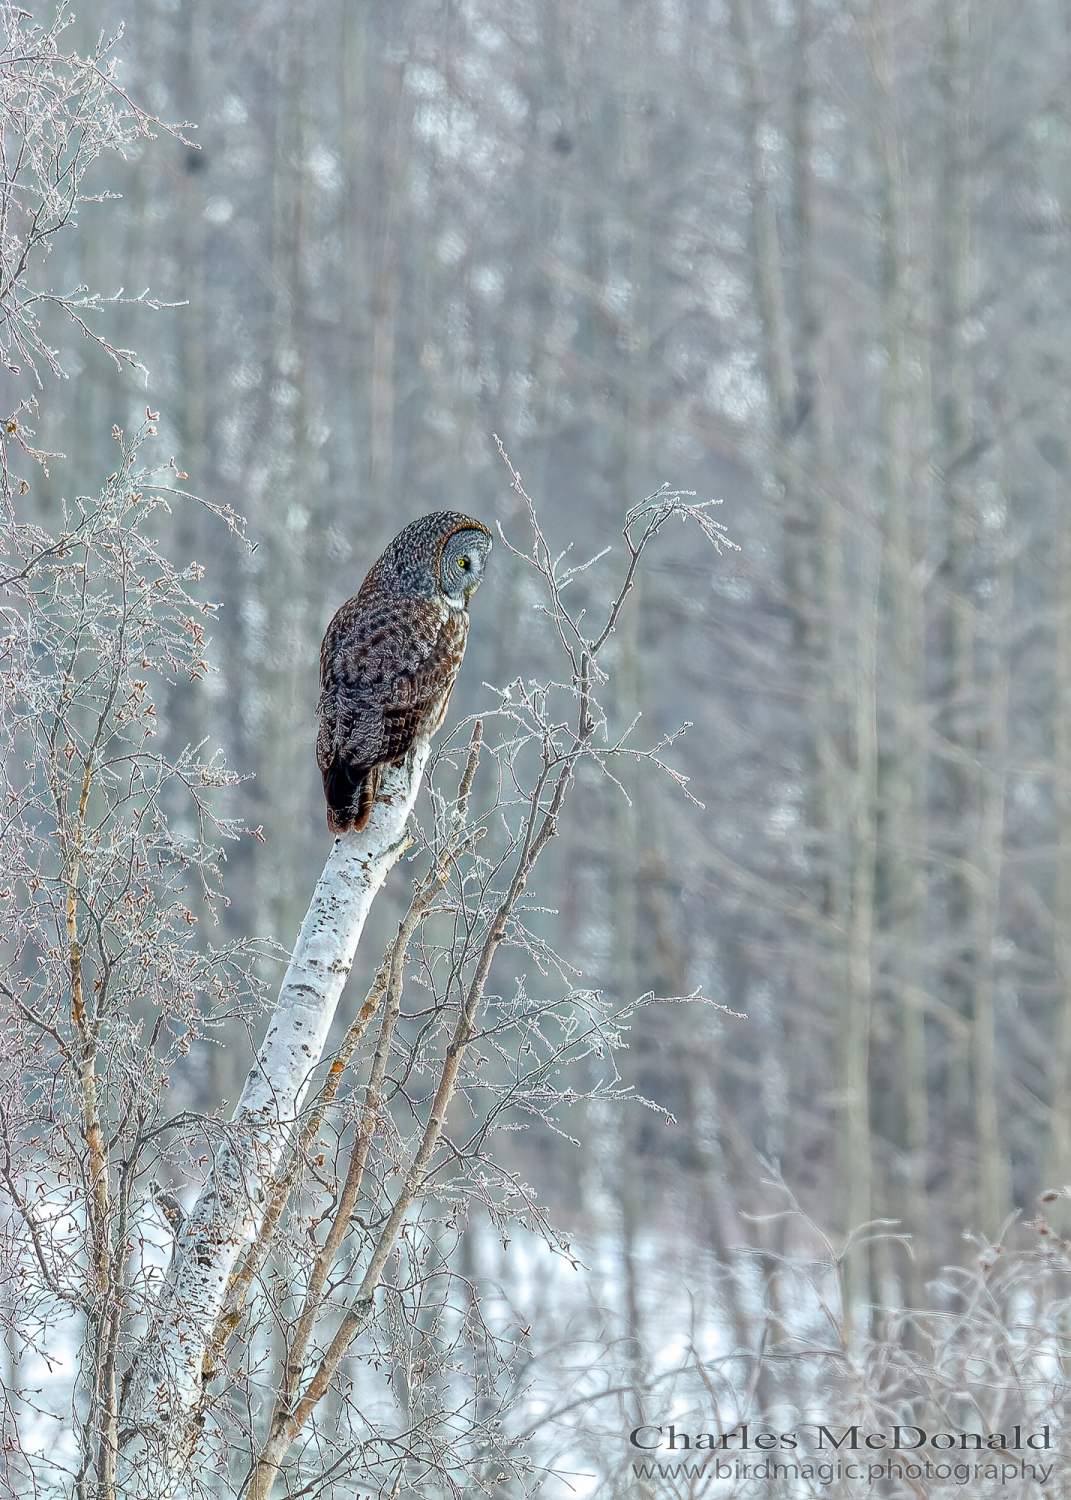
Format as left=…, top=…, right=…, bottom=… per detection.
left=118, top=743, right=430, bottom=1493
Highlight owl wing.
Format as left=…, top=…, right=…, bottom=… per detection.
left=317, top=595, right=468, bottom=831
left=377, top=608, right=469, bottom=763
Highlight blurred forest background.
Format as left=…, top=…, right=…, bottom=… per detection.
left=19, top=0, right=1071, bottom=1417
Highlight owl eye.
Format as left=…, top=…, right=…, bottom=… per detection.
left=457, top=556, right=470, bottom=570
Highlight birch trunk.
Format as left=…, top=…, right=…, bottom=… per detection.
left=1046, top=0, right=1071, bottom=1208
left=970, top=485, right=1010, bottom=1237
left=871, top=1, right=928, bottom=1307
left=936, top=0, right=1009, bottom=1236
left=118, top=745, right=429, bottom=1494
left=936, top=0, right=976, bottom=1230
left=842, top=511, right=879, bottom=1337
left=614, top=1, right=650, bottom=1400
left=1047, top=486, right=1071, bottom=1191
left=730, top=0, right=796, bottom=437
left=789, top=0, right=876, bottom=1318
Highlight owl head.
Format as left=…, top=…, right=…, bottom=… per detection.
left=377, top=511, right=492, bottom=606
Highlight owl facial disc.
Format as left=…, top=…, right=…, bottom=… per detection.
left=439, top=526, right=492, bottom=605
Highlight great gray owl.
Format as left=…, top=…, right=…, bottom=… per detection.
left=316, top=511, right=492, bottom=834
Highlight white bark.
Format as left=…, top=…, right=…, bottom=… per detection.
left=118, top=743, right=430, bottom=1493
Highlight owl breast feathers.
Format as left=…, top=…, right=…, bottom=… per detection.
left=316, top=511, right=492, bottom=835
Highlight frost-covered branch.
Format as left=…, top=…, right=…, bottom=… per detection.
left=117, top=742, right=430, bottom=1490
left=231, top=455, right=738, bottom=1499
left=0, top=4, right=188, bottom=388
left=0, top=421, right=267, bottom=1499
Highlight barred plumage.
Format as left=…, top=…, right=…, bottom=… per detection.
left=316, top=512, right=492, bottom=834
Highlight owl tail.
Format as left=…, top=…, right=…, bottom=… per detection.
left=323, top=759, right=380, bottom=834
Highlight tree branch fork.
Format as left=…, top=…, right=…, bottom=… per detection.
left=113, top=469, right=732, bottom=1497
left=118, top=745, right=431, bottom=1483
